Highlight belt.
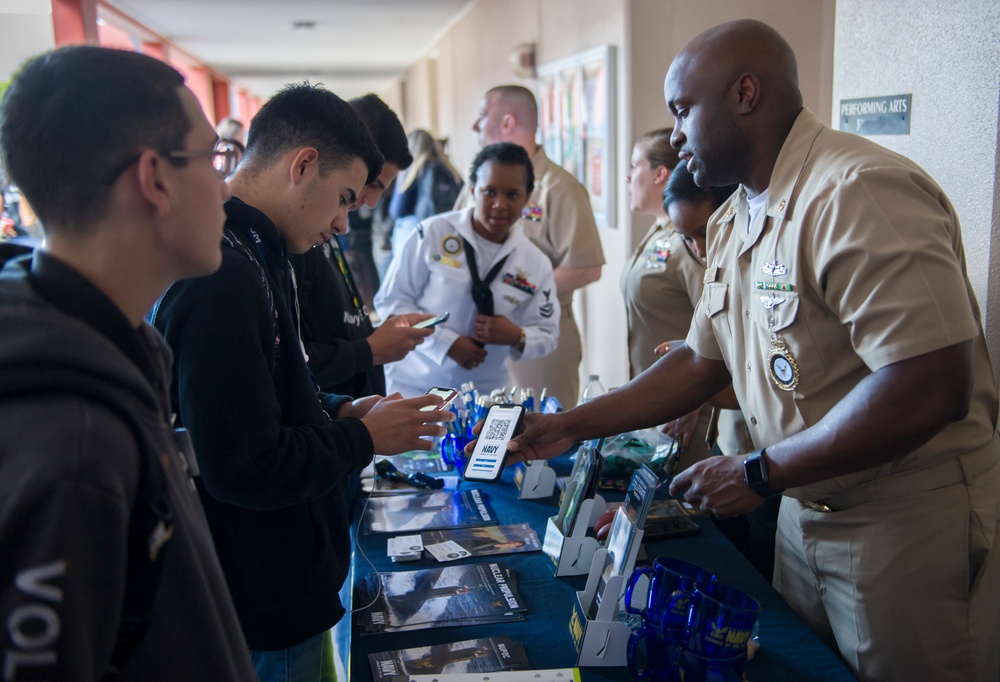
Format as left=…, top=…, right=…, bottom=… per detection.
left=800, top=438, right=999, bottom=513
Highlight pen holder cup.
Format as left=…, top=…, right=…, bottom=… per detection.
left=440, top=431, right=472, bottom=471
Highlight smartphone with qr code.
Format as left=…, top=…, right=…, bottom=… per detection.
left=412, top=312, right=450, bottom=329
left=422, top=386, right=459, bottom=412
left=463, top=404, right=525, bottom=482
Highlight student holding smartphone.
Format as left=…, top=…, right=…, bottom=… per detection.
left=375, top=142, right=560, bottom=397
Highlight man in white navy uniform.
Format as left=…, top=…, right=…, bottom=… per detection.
left=503, top=19, right=1000, bottom=682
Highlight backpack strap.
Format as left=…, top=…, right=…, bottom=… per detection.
left=222, top=227, right=281, bottom=365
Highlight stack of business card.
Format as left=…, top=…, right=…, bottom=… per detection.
left=388, top=534, right=424, bottom=562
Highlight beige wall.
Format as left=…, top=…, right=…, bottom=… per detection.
left=385, top=0, right=835, bottom=390
left=0, top=8, right=55, bottom=81
left=834, top=0, right=1000, bottom=385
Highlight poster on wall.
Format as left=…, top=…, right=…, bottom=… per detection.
left=537, top=46, right=616, bottom=227
left=538, top=73, right=561, bottom=164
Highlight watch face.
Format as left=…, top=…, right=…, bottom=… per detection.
left=744, top=456, right=766, bottom=485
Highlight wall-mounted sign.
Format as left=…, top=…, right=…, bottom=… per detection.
left=839, top=94, right=911, bottom=135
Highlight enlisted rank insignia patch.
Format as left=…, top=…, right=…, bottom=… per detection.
left=539, top=289, right=554, bottom=318
left=441, top=235, right=462, bottom=255
left=503, top=270, right=537, bottom=294
left=522, top=205, right=543, bottom=222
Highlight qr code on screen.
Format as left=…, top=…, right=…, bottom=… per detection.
left=485, top=418, right=513, bottom=441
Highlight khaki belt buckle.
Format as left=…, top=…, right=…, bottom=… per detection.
left=802, top=500, right=834, bottom=513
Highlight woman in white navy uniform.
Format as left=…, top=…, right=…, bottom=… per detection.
left=375, top=142, right=559, bottom=397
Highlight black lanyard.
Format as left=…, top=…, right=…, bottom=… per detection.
left=462, top=236, right=508, bottom=316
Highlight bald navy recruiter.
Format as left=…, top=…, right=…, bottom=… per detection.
left=464, top=85, right=604, bottom=406
left=499, top=19, right=1000, bottom=682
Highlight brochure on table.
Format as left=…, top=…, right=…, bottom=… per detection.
left=542, top=440, right=607, bottom=577
left=568, top=467, right=656, bottom=667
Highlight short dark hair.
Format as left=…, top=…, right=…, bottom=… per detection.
left=469, top=142, right=534, bottom=196
left=662, top=160, right=737, bottom=212
left=350, top=94, right=412, bottom=171
left=0, top=46, right=188, bottom=235
left=243, top=82, right=384, bottom=185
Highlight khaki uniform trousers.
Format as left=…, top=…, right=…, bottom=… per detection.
left=510, top=305, right=580, bottom=409
left=773, top=441, right=1000, bottom=682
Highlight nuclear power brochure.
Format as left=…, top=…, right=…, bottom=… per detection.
left=421, top=523, right=542, bottom=561
left=356, top=561, right=526, bottom=634
left=368, top=636, right=530, bottom=682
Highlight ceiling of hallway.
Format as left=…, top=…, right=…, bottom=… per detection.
left=103, top=0, right=476, bottom=100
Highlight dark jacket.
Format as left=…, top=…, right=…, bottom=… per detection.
left=292, top=240, right=385, bottom=397
left=0, top=253, right=255, bottom=680
left=152, top=197, right=374, bottom=650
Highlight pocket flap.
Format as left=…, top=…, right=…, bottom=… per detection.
left=702, top=282, right=729, bottom=318
left=749, top=290, right=800, bottom=332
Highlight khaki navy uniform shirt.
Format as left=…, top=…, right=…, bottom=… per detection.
left=620, top=218, right=704, bottom=376
left=622, top=218, right=753, bottom=461
left=686, top=107, right=999, bottom=503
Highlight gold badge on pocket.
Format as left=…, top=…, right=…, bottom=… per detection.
left=767, top=335, right=799, bottom=391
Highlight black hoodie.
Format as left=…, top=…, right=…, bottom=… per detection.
left=153, top=197, right=374, bottom=650
left=0, top=253, right=255, bottom=680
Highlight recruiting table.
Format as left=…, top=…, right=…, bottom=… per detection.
left=346, top=458, right=856, bottom=681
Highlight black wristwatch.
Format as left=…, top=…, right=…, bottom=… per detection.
left=744, top=449, right=783, bottom=498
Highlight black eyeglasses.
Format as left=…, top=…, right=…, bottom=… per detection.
left=102, top=142, right=241, bottom=186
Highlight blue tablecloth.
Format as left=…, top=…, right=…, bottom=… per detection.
left=347, top=457, right=856, bottom=681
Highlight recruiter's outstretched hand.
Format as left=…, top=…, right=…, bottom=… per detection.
left=465, top=412, right=576, bottom=466
left=668, top=454, right=766, bottom=519
left=368, top=313, right=434, bottom=365
left=361, top=392, right=454, bottom=455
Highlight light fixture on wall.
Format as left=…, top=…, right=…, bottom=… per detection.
left=510, top=42, right=537, bottom=79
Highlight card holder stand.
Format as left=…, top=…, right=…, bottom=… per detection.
left=513, top=460, right=557, bottom=499
left=541, top=495, right=607, bottom=577
left=567, top=546, right=637, bottom=667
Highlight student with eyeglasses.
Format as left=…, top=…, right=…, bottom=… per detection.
left=0, top=46, right=255, bottom=681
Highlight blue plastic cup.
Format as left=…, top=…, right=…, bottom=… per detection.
left=677, top=648, right=745, bottom=682
left=625, top=558, right=716, bottom=682
left=684, top=581, right=759, bottom=660
left=625, top=557, right=716, bottom=635
left=627, top=623, right=682, bottom=682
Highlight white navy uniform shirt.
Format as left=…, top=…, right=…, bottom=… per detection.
left=375, top=207, right=560, bottom=397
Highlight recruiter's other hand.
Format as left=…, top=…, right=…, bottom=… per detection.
left=654, top=339, right=686, bottom=358
left=662, top=406, right=702, bottom=452
left=474, top=314, right=520, bottom=346
left=368, top=314, right=434, bottom=365
left=669, top=455, right=765, bottom=519
left=338, top=394, right=381, bottom=419
left=361, top=392, right=454, bottom=455
left=469, top=412, right=575, bottom=466
left=448, top=336, right=488, bottom=370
